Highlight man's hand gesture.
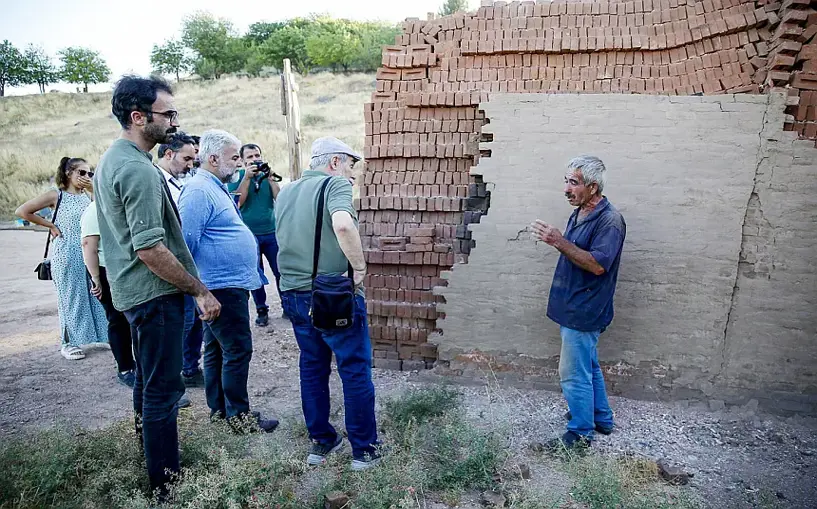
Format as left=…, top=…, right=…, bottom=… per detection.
left=531, top=219, right=564, bottom=248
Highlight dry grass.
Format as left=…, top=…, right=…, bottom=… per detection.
left=0, top=73, right=375, bottom=218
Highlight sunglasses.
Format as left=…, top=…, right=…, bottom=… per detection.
left=77, top=170, right=95, bottom=178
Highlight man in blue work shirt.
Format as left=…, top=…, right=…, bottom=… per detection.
left=178, top=129, right=278, bottom=434
left=531, top=155, right=626, bottom=450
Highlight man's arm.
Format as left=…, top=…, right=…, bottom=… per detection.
left=81, top=235, right=103, bottom=298
left=531, top=219, right=606, bottom=275
left=118, top=164, right=221, bottom=319
left=178, top=188, right=210, bottom=258
left=332, top=211, right=366, bottom=286
left=269, top=179, right=280, bottom=200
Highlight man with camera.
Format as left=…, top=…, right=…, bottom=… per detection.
left=228, top=143, right=283, bottom=327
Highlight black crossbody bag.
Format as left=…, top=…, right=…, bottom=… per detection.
left=35, top=191, right=63, bottom=281
left=310, top=177, right=355, bottom=331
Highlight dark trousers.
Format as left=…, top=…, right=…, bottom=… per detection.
left=182, top=294, right=203, bottom=376
left=251, top=232, right=282, bottom=313
left=202, top=288, right=253, bottom=418
left=123, top=293, right=185, bottom=493
left=97, top=266, right=135, bottom=373
left=281, top=291, right=378, bottom=460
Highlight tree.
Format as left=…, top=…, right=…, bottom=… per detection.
left=150, top=39, right=191, bottom=82
left=305, top=18, right=361, bottom=72
left=0, top=40, right=25, bottom=97
left=258, top=23, right=313, bottom=74
left=438, top=0, right=470, bottom=16
left=244, top=22, right=286, bottom=46
left=352, top=22, right=401, bottom=72
left=181, top=12, right=236, bottom=79
left=23, top=45, right=59, bottom=94
left=58, top=47, right=110, bottom=93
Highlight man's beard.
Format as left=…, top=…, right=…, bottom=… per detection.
left=145, top=122, right=176, bottom=144
left=218, top=166, right=239, bottom=183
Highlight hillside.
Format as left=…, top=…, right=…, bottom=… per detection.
left=0, top=73, right=374, bottom=218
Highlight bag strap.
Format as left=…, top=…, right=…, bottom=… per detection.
left=311, top=177, right=354, bottom=281
left=43, top=191, right=63, bottom=259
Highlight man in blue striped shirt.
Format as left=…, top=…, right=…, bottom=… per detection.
left=178, top=129, right=278, bottom=433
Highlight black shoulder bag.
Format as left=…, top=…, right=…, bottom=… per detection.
left=35, top=191, right=63, bottom=281
left=310, top=177, right=356, bottom=331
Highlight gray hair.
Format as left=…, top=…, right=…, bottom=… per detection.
left=568, top=155, right=607, bottom=195
left=309, top=152, right=348, bottom=171
left=199, top=129, right=241, bottom=166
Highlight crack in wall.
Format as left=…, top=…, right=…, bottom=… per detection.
left=716, top=97, right=773, bottom=381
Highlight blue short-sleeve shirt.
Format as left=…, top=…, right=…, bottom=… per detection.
left=546, top=197, right=626, bottom=332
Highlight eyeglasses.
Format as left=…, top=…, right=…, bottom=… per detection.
left=146, top=110, right=179, bottom=122
left=77, top=169, right=94, bottom=178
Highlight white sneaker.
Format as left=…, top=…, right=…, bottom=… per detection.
left=350, top=455, right=381, bottom=471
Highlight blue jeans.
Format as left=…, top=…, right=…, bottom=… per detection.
left=202, top=288, right=253, bottom=418
left=182, top=294, right=203, bottom=376
left=251, top=233, right=282, bottom=313
left=281, top=291, right=378, bottom=460
left=123, top=293, right=186, bottom=493
left=559, top=326, right=614, bottom=440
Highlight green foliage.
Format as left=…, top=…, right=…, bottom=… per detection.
left=0, top=40, right=25, bottom=97
left=439, top=0, right=471, bottom=16
left=352, top=23, right=401, bottom=72
left=305, top=18, right=362, bottom=72
left=258, top=23, right=313, bottom=74
left=244, top=21, right=287, bottom=46
left=150, top=39, right=191, bottom=82
left=382, top=386, right=459, bottom=428
left=22, top=45, right=59, bottom=94
left=181, top=12, right=237, bottom=79
left=58, top=47, right=110, bottom=93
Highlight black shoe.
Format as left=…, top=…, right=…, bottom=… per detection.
left=178, top=395, right=192, bottom=409
left=564, top=411, right=615, bottom=435
left=183, top=370, right=205, bottom=388
left=307, top=435, right=345, bottom=465
left=281, top=311, right=290, bottom=321
left=227, top=411, right=279, bottom=434
left=255, top=310, right=269, bottom=327
left=539, top=431, right=591, bottom=452
left=117, top=370, right=136, bottom=388
left=211, top=409, right=261, bottom=422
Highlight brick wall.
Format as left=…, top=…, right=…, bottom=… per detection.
left=359, top=0, right=817, bottom=372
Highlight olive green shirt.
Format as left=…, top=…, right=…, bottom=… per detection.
left=94, top=138, right=198, bottom=311
left=275, top=170, right=358, bottom=293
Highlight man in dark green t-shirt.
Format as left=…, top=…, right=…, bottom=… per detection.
left=227, top=143, right=281, bottom=326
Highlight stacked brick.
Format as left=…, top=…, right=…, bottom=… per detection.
left=360, top=0, right=817, bottom=370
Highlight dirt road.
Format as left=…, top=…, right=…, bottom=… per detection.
left=1, top=229, right=815, bottom=508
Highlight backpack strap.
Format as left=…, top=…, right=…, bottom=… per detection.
left=311, top=177, right=354, bottom=281
left=43, top=191, right=63, bottom=259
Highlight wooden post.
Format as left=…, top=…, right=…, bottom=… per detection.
left=280, top=59, right=303, bottom=180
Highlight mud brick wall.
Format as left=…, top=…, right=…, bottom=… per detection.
left=360, top=0, right=817, bottom=373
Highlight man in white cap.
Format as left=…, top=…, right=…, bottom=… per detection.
left=275, top=136, right=380, bottom=470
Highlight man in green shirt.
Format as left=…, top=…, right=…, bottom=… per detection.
left=227, top=143, right=282, bottom=326
left=276, top=137, right=379, bottom=471
left=94, top=75, right=221, bottom=498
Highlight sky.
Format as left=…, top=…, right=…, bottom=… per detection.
left=0, top=0, right=448, bottom=96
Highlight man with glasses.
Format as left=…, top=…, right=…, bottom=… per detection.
left=530, top=156, right=626, bottom=451
left=275, top=137, right=380, bottom=471
left=94, top=74, right=221, bottom=499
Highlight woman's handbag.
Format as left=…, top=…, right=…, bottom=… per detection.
left=309, top=178, right=356, bottom=331
left=34, top=191, right=63, bottom=281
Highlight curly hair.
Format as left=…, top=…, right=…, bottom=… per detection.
left=56, top=157, right=87, bottom=190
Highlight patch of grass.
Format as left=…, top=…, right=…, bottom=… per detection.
left=563, top=452, right=700, bottom=509
left=301, top=113, right=326, bottom=126
left=382, top=385, right=460, bottom=428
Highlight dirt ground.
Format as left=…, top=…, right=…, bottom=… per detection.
left=1, top=228, right=816, bottom=508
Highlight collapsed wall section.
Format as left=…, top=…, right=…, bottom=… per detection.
left=359, top=0, right=817, bottom=370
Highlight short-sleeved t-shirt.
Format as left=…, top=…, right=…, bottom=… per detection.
left=94, top=138, right=198, bottom=311
left=80, top=201, right=105, bottom=267
left=275, top=170, right=357, bottom=293
left=546, top=197, right=626, bottom=332
left=227, top=169, right=276, bottom=236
